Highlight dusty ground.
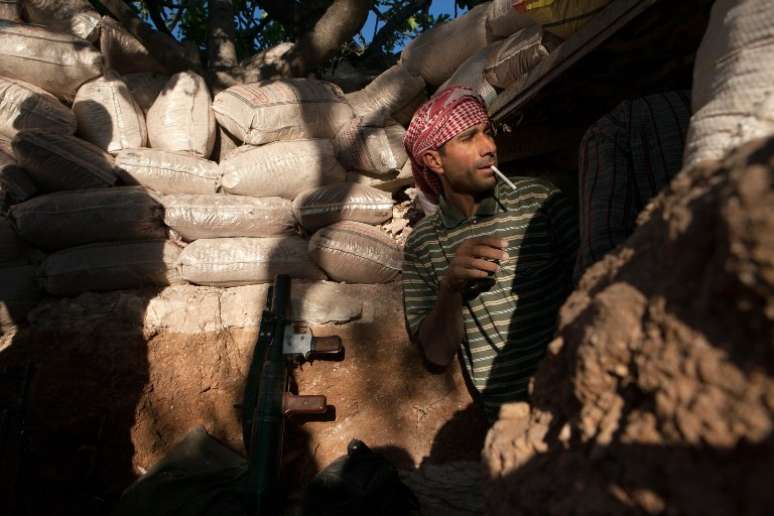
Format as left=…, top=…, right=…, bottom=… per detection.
left=483, top=137, right=774, bottom=515
left=0, top=281, right=487, bottom=516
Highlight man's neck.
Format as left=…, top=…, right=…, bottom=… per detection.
left=443, top=188, right=490, bottom=218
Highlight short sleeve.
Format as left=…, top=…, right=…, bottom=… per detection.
left=401, top=233, right=438, bottom=338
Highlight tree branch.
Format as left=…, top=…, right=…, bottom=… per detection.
left=144, top=0, right=171, bottom=36
left=279, top=0, right=373, bottom=77
left=362, top=0, right=429, bottom=62
left=208, top=0, right=239, bottom=89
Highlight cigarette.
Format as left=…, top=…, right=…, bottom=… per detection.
left=490, top=165, right=517, bottom=191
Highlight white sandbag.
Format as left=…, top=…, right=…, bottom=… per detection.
left=213, top=125, right=240, bottom=163
left=219, top=139, right=345, bottom=199
left=346, top=159, right=414, bottom=193
left=293, top=183, right=394, bottom=232
left=400, top=4, right=489, bottom=86
left=0, top=214, right=22, bottom=262
left=334, top=114, right=407, bottom=176
left=509, top=0, right=610, bottom=39
left=0, top=76, right=76, bottom=139
left=486, top=0, right=537, bottom=41
left=10, top=186, right=165, bottom=250
left=0, top=147, right=36, bottom=203
left=684, top=0, right=774, bottom=167
left=0, top=21, right=102, bottom=101
left=177, top=236, right=326, bottom=286
left=43, top=239, right=182, bottom=296
left=99, top=16, right=164, bottom=75
left=345, top=64, right=426, bottom=121
left=122, top=72, right=169, bottom=115
left=115, top=148, right=220, bottom=195
left=483, top=26, right=548, bottom=89
left=0, top=265, right=41, bottom=328
left=308, top=221, right=402, bottom=284
left=160, top=194, right=295, bottom=241
left=212, top=78, right=354, bottom=145
left=12, top=130, right=118, bottom=191
left=147, top=71, right=215, bottom=157
left=0, top=1, right=20, bottom=21
left=73, top=73, right=147, bottom=154
left=440, top=42, right=502, bottom=107
left=23, top=0, right=101, bottom=42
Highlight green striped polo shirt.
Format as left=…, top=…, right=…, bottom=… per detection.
left=402, top=177, right=578, bottom=420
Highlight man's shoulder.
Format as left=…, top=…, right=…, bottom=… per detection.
left=405, top=211, right=441, bottom=253
left=498, top=176, right=561, bottom=204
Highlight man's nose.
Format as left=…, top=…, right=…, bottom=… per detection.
left=477, top=132, right=496, bottom=157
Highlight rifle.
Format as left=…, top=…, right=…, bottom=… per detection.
left=242, top=274, right=342, bottom=515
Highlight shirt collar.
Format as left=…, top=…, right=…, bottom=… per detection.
left=438, top=183, right=502, bottom=229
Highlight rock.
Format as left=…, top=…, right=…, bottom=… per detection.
left=483, top=136, right=774, bottom=515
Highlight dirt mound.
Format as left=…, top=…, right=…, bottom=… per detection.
left=483, top=136, right=774, bottom=515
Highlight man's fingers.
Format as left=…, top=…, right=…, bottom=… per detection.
left=457, top=257, right=499, bottom=273
left=468, top=237, right=507, bottom=249
left=470, top=245, right=508, bottom=261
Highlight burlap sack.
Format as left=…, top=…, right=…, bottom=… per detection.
left=161, top=194, right=295, bottom=241
left=486, top=0, right=537, bottom=41
left=685, top=0, right=774, bottom=168
left=122, top=72, right=169, bottom=115
left=345, top=159, right=414, bottom=193
left=12, top=130, right=118, bottom=191
left=23, top=0, right=101, bottom=42
left=0, top=76, right=76, bottom=139
left=177, top=236, right=326, bottom=286
left=510, top=0, right=609, bottom=39
left=219, top=139, right=345, bottom=199
left=10, top=186, right=165, bottom=250
left=400, top=4, right=489, bottom=86
left=345, top=64, right=426, bottom=122
left=212, top=79, right=354, bottom=145
left=73, top=72, right=147, bottom=154
left=440, top=42, right=502, bottom=107
left=0, top=147, right=36, bottom=203
left=334, top=114, right=408, bottom=176
left=0, top=21, right=102, bottom=101
left=293, top=183, right=394, bottom=232
left=212, top=125, right=240, bottom=162
left=99, top=16, right=164, bottom=75
left=0, top=1, right=20, bottom=21
left=483, top=26, right=548, bottom=89
left=308, top=221, right=402, bottom=283
left=0, top=214, right=22, bottom=262
left=115, top=148, right=220, bottom=195
left=147, top=71, right=215, bottom=157
left=43, top=239, right=182, bottom=296
left=0, top=265, right=41, bottom=329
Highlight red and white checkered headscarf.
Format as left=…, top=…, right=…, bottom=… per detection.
left=403, top=85, right=490, bottom=204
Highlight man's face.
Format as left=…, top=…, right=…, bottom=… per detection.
left=424, top=122, right=498, bottom=197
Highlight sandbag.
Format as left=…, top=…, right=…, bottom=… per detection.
left=440, top=43, right=502, bottom=107
left=177, top=236, right=326, bottom=286
left=123, top=72, right=169, bottom=115
left=684, top=0, right=774, bottom=168
left=0, top=21, right=102, bottom=100
left=334, top=114, right=408, bottom=176
left=12, top=130, right=118, bottom=191
left=0, top=214, right=22, bottom=262
left=486, top=0, right=538, bottom=41
left=73, top=73, right=147, bottom=154
left=400, top=4, right=489, bottom=86
left=0, top=76, right=76, bottom=139
left=0, top=1, right=20, bottom=21
left=346, top=159, right=414, bottom=193
left=0, top=265, right=41, bottom=329
left=308, top=221, right=402, bottom=284
left=115, top=148, right=220, bottom=195
left=219, top=139, right=345, bottom=199
left=10, top=186, right=165, bottom=250
left=483, top=26, right=548, bottom=89
left=345, top=64, right=426, bottom=122
left=147, top=71, right=215, bottom=157
left=511, top=0, right=610, bottom=39
left=0, top=147, right=36, bottom=203
left=42, top=239, right=182, bottom=296
left=161, top=194, right=295, bottom=241
left=212, top=79, right=353, bottom=145
left=100, top=16, right=164, bottom=75
left=212, top=125, right=240, bottom=163
left=23, top=0, right=101, bottom=42
left=293, top=183, right=393, bottom=232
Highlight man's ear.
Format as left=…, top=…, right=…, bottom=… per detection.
left=421, top=149, right=444, bottom=177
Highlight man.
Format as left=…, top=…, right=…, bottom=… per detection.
left=402, top=86, right=578, bottom=421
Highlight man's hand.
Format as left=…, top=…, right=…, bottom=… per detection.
left=442, top=237, right=509, bottom=293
